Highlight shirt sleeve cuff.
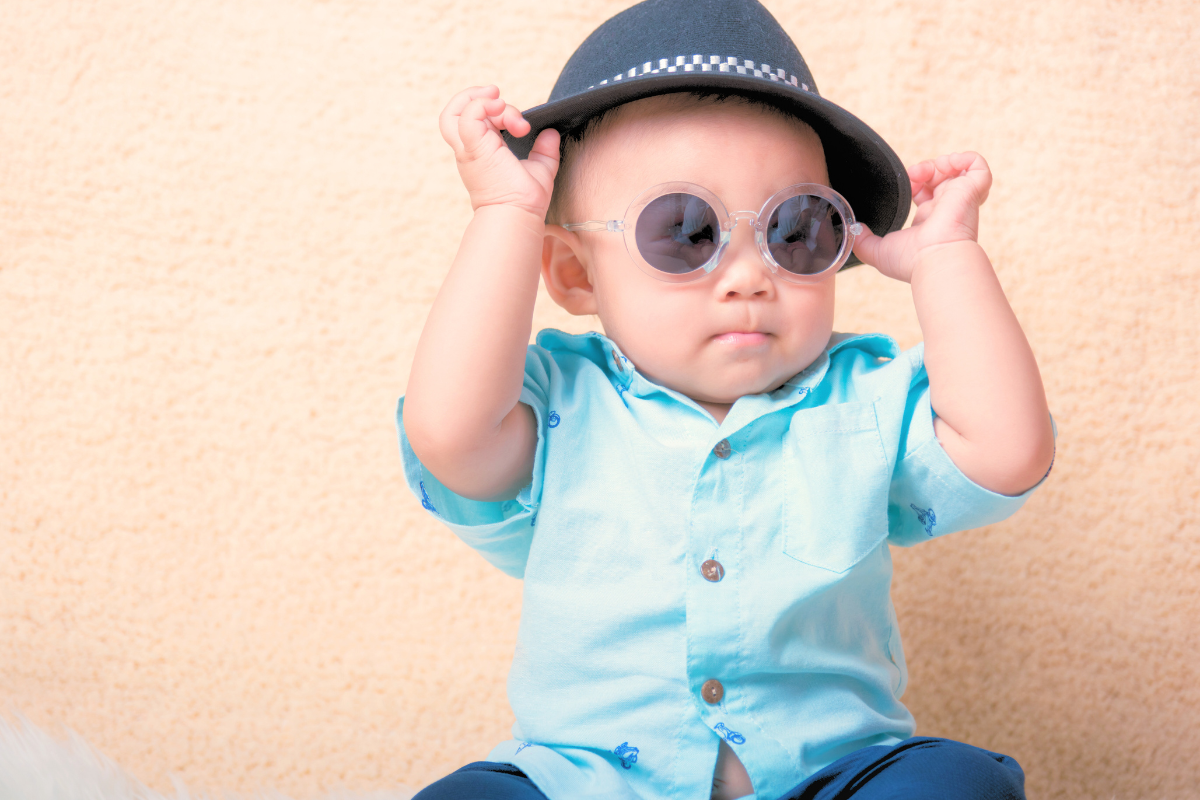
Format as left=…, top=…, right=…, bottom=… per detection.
left=395, top=391, right=546, bottom=578
left=887, top=400, right=1056, bottom=545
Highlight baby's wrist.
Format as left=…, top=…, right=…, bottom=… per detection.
left=909, top=240, right=992, bottom=287
left=471, top=202, right=548, bottom=237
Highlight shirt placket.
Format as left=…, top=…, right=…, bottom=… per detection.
left=684, top=432, right=748, bottom=749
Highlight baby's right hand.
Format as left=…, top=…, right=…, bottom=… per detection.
left=439, top=86, right=561, bottom=216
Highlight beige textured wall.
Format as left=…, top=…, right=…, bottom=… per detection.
left=2, top=1, right=1196, bottom=798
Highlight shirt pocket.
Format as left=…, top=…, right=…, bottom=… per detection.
left=782, top=400, right=891, bottom=573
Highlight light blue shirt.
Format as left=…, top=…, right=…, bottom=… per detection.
left=397, top=329, right=1049, bottom=800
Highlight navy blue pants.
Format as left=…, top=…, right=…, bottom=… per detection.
left=412, top=737, right=1025, bottom=799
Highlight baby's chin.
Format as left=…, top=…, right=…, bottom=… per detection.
left=680, top=373, right=793, bottom=406
left=637, top=350, right=812, bottom=406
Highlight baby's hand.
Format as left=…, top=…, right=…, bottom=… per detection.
left=852, top=151, right=993, bottom=283
left=439, top=85, right=561, bottom=217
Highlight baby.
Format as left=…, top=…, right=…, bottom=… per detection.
left=400, top=1, right=1054, bottom=798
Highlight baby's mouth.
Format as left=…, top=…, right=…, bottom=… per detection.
left=712, top=331, right=769, bottom=347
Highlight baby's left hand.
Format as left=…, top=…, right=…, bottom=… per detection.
left=852, top=151, right=992, bottom=283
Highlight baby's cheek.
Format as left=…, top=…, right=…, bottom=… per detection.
left=791, top=278, right=836, bottom=332
left=595, top=277, right=695, bottom=351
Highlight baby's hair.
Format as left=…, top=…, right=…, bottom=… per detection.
left=545, top=91, right=825, bottom=224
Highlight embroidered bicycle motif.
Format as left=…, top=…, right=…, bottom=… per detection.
left=910, top=504, right=936, bottom=535
left=613, top=741, right=639, bottom=769
left=548, top=411, right=560, bottom=428
left=713, top=722, right=746, bottom=745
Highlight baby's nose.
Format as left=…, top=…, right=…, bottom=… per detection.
left=718, top=216, right=774, bottom=297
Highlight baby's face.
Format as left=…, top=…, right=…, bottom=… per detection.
left=561, top=98, right=836, bottom=415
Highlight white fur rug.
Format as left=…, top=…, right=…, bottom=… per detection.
left=0, top=712, right=417, bottom=800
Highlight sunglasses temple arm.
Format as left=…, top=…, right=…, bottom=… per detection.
left=561, top=220, right=626, bottom=233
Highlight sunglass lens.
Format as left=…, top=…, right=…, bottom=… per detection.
left=766, top=195, right=845, bottom=275
left=635, top=193, right=721, bottom=274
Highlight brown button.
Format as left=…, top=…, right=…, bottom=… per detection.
left=612, top=349, right=624, bottom=372
left=713, top=439, right=731, bottom=459
left=701, top=559, right=725, bottom=582
left=701, top=679, right=724, bottom=704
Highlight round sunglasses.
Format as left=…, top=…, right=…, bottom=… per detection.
left=562, top=182, right=863, bottom=283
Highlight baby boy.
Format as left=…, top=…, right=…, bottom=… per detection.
left=399, top=1, right=1054, bottom=798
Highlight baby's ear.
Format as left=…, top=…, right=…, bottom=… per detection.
left=542, top=225, right=598, bottom=316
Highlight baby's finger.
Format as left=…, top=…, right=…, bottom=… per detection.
left=526, top=128, right=562, bottom=182
left=953, top=151, right=993, bottom=201
left=921, top=154, right=965, bottom=192
left=495, top=103, right=532, bottom=138
left=945, top=150, right=987, bottom=174
left=910, top=154, right=968, bottom=202
left=907, top=159, right=937, bottom=185
left=457, top=96, right=507, bottom=156
left=439, top=85, right=501, bottom=149
left=851, top=223, right=911, bottom=282
left=849, top=223, right=883, bottom=268
left=483, top=102, right=530, bottom=137
left=930, top=151, right=991, bottom=202
left=907, top=160, right=938, bottom=204
left=443, top=85, right=500, bottom=118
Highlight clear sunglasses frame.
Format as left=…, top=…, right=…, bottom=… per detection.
left=561, top=182, right=864, bottom=284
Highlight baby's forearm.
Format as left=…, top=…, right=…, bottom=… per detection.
left=911, top=241, right=1054, bottom=496
left=403, top=204, right=544, bottom=501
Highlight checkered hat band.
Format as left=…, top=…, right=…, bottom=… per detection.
left=587, top=55, right=811, bottom=91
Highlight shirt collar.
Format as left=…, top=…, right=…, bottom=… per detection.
left=534, top=328, right=900, bottom=431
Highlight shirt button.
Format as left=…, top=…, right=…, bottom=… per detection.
left=701, top=559, right=725, bottom=582
left=701, top=679, right=724, bottom=704
left=712, top=439, right=731, bottom=459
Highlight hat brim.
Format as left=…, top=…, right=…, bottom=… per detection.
left=503, top=73, right=910, bottom=269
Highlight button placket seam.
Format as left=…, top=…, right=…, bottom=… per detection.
left=730, top=444, right=800, bottom=777
left=698, top=449, right=739, bottom=719
left=729, top=446, right=747, bottom=733
left=684, top=437, right=712, bottom=721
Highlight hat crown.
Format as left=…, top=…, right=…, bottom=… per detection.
left=508, top=0, right=911, bottom=259
left=549, top=0, right=817, bottom=102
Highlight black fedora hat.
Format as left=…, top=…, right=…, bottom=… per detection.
left=503, top=0, right=910, bottom=268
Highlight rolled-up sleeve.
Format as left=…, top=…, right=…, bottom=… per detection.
left=395, top=346, right=554, bottom=578
left=886, top=363, right=1055, bottom=547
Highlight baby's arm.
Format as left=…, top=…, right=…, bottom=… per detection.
left=854, top=152, right=1055, bottom=496
left=403, top=86, right=560, bottom=501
